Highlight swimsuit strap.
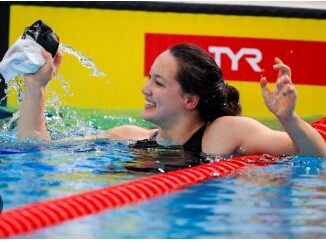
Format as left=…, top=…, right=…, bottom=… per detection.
left=128, top=130, right=161, bottom=149
left=149, top=130, right=159, bottom=140
left=129, top=126, right=206, bottom=153
left=182, top=125, right=206, bottom=153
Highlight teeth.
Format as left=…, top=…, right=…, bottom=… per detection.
left=145, top=100, right=156, bottom=108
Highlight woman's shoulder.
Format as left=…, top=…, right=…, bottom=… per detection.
left=202, top=116, right=245, bottom=154
left=205, top=116, right=266, bottom=138
left=202, top=116, right=267, bottom=154
left=208, top=115, right=258, bottom=127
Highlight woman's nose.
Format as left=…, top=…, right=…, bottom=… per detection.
left=141, top=79, right=151, bottom=95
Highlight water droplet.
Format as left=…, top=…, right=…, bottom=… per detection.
left=158, top=168, right=165, bottom=173
left=212, top=172, right=220, bottom=177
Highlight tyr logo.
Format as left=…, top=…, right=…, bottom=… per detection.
left=208, top=46, right=263, bottom=72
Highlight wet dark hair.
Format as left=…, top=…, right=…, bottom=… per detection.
left=168, top=43, right=241, bottom=122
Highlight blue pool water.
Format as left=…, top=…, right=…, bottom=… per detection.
left=0, top=116, right=326, bottom=238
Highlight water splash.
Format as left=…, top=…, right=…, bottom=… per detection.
left=45, top=91, right=98, bottom=140
left=54, top=74, right=74, bottom=97
left=59, top=43, right=106, bottom=77
left=2, top=111, right=19, bottom=132
left=4, top=75, right=25, bottom=102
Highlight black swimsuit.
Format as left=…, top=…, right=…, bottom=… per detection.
left=129, top=125, right=206, bottom=154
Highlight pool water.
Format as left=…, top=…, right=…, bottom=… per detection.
left=0, top=111, right=325, bottom=238
left=30, top=157, right=326, bottom=239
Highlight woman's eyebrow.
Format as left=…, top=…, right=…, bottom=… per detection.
left=149, top=70, right=166, bottom=81
left=149, top=67, right=168, bottom=81
left=153, top=74, right=166, bottom=82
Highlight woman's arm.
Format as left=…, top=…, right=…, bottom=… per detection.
left=260, top=58, right=326, bottom=156
left=17, top=50, right=62, bottom=140
left=203, top=58, right=326, bottom=157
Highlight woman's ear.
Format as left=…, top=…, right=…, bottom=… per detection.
left=184, top=94, right=200, bottom=110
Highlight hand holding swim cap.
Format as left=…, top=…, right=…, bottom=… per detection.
left=12, top=21, right=61, bottom=142
left=260, top=57, right=297, bottom=121
left=0, top=20, right=59, bottom=82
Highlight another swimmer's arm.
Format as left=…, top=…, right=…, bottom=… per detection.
left=260, top=58, right=326, bottom=156
left=17, top=50, right=62, bottom=141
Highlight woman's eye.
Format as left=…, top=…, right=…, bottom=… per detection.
left=155, top=80, right=163, bottom=86
left=147, top=73, right=164, bottom=87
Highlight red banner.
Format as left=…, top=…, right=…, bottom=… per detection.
left=145, top=33, right=326, bottom=86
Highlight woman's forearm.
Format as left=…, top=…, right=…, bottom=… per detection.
left=17, top=77, right=50, bottom=141
left=279, top=113, right=326, bottom=157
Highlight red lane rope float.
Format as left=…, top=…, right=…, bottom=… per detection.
left=0, top=116, right=325, bottom=238
left=312, top=116, right=326, bottom=141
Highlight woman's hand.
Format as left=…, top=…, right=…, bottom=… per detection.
left=24, top=49, right=62, bottom=88
left=260, top=57, right=297, bottom=121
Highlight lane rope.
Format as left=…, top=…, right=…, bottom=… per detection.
left=0, top=116, right=325, bottom=238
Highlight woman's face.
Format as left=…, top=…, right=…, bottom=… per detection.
left=141, top=50, right=188, bottom=128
